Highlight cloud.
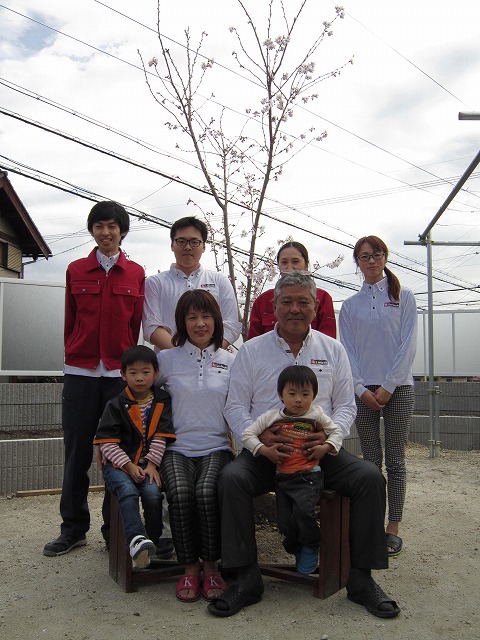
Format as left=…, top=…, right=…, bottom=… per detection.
left=0, top=7, right=60, bottom=61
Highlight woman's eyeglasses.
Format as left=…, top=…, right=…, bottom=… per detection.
left=357, top=252, right=385, bottom=262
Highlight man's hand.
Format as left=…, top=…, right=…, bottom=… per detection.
left=258, top=444, right=290, bottom=466
left=360, top=389, right=384, bottom=411
left=259, top=425, right=294, bottom=454
left=306, top=441, right=334, bottom=462
left=301, top=428, right=327, bottom=458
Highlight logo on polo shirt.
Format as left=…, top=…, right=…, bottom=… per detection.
left=212, top=362, right=228, bottom=370
left=384, top=302, right=399, bottom=307
left=200, top=283, right=215, bottom=289
left=311, top=359, right=328, bottom=366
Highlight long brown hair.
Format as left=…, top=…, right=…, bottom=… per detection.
left=353, top=235, right=400, bottom=302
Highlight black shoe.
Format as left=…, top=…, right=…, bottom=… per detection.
left=43, top=534, right=86, bottom=557
left=155, top=538, right=175, bottom=560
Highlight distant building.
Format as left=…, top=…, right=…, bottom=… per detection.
left=0, top=171, right=51, bottom=278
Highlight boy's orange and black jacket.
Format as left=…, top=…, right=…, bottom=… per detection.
left=94, top=385, right=176, bottom=468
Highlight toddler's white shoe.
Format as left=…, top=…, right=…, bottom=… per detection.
left=129, top=535, right=155, bottom=571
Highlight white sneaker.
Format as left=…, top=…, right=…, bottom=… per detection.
left=129, top=535, right=155, bottom=571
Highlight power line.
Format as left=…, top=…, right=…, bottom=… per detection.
left=342, top=5, right=467, bottom=105
left=5, top=155, right=480, bottom=299
left=4, top=76, right=478, bottom=243
left=2, top=2, right=474, bottom=198
left=3, top=5, right=478, bottom=244
left=3, top=3, right=479, bottom=298
left=93, top=1, right=478, bottom=193
left=3, top=101, right=479, bottom=290
left=0, top=107, right=220, bottom=198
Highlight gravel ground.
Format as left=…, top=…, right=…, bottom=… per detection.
left=0, top=443, right=479, bottom=640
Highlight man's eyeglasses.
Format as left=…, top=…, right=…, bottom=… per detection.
left=173, top=238, right=203, bottom=248
left=357, top=252, right=385, bottom=262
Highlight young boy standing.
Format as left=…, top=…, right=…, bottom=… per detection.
left=94, top=345, right=175, bottom=569
left=241, top=365, right=343, bottom=574
left=44, top=201, right=145, bottom=557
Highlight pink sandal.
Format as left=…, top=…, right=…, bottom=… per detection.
left=176, top=575, right=201, bottom=602
left=202, top=573, right=226, bottom=601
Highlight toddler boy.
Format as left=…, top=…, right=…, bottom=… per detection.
left=241, top=365, right=343, bottom=574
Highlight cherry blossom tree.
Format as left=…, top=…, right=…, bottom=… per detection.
left=140, top=0, right=351, bottom=339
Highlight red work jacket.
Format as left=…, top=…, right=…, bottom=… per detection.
left=64, top=248, right=145, bottom=370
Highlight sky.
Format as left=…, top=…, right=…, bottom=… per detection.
left=1, top=0, right=480, bottom=312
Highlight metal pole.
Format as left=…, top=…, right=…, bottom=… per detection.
left=458, top=112, right=480, bottom=120
left=419, top=149, right=480, bottom=241
left=426, top=233, right=441, bottom=458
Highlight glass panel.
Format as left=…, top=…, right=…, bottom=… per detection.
left=1, top=281, right=64, bottom=372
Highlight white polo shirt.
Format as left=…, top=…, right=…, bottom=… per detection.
left=224, top=327, right=356, bottom=448
left=339, top=278, right=417, bottom=397
left=156, top=341, right=235, bottom=456
left=143, top=264, right=242, bottom=347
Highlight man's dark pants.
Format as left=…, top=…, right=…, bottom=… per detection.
left=60, top=374, right=125, bottom=540
left=218, top=447, right=388, bottom=570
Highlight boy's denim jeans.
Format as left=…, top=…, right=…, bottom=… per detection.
left=103, top=462, right=164, bottom=545
left=275, top=468, right=324, bottom=554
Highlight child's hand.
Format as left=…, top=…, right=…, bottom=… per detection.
left=144, top=461, right=161, bottom=487
left=124, top=462, right=146, bottom=483
left=306, top=442, right=334, bottom=462
left=259, top=444, right=290, bottom=466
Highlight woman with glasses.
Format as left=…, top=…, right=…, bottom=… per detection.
left=156, top=289, right=234, bottom=603
left=247, top=241, right=336, bottom=339
left=339, top=236, right=417, bottom=558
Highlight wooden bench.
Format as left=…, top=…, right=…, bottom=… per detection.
left=109, top=489, right=349, bottom=598
left=259, top=489, right=350, bottom=599
left=109, top=492, right=184, bottom=592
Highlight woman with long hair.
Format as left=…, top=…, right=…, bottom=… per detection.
left=339, top=236, right=417, bottom=557
left=247, top=241, right=336, bottom=340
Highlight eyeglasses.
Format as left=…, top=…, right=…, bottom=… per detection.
left=357, top=252, right=385, bottom=262
left=173, top=238, right=203, bottom=248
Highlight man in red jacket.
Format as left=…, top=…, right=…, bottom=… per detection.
left=44, top=201, right=145, bottom=557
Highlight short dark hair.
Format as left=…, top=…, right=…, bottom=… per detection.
left=273, top=272, right=317, bottom=302
left=173, top=290, right=223, bottom=349
left=87, top=201, right=130, bottom=235
left=170, top=216, right=208, bottom=243
left=276, top=241, right=310, bottom=268
left=121, top=345, right=158, bottom=373
left=277, top=365, right=318, bottom=398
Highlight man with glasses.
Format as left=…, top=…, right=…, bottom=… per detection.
left=143, top=216, right=241, bottom=351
